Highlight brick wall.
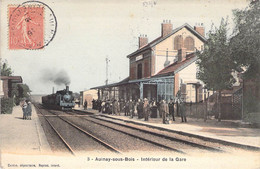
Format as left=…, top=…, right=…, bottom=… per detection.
left=129, top=50, right=152, bottom=80
left=144, top=58, right=150, bottom=77
left=130, top=64, right=136, bottom=80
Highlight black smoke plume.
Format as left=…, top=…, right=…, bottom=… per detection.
left=41, top=69, right=71, bottom=86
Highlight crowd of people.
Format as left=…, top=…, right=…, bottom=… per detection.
left=90, top=98, right=187, bottom=124
left=20, top=99, right=32, bottom=120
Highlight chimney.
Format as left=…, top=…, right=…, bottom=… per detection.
left=138, top=34, right=148, bottom=48
left=66, top=86, right=69, bottom=93
left=161, top=20, right=173, bottom=37
left=194, top=23, right=205, bottom=37
left=178, top=48, right=186, bottom=62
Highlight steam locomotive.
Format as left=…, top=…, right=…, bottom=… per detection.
left=42, top=86, right=75, bottom=110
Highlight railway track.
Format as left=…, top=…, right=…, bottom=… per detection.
left=34, top=104, right=122, bottom=155
left=36, top=105, right=259, bottom=154
left=70, top=109, right=260, bottom=153
left=62, top=110, right=224, bottom=154
left=43, top=109, right=186, bottom=153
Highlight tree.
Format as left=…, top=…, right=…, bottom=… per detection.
left=230, top=1, right=260, bottom=116
left=196, top=18, right=236, bottom=121
left=12, top=83, right=31, bottom=105
left=1, top=61, right=13, bottom=76
left=230, top=0, right=260, bottom=79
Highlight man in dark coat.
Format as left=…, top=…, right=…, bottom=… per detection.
left=84, top=100, right=88, bottom=110
left=157, top=100, right=163, bottom=118
left=129, top=99, right=134, bottom=118
left=137, top=99, right=143, bottom=119
left=92, top=99, right=95, bottom=109
left=124, top=100, right=129, bottom=116
left=180, top=101, right=187, bottom=122
left=97, top=100, right=101, bottom=112
left=168, top=99, right=175, bottom=121
left=105, top=100, right=110, bottom=114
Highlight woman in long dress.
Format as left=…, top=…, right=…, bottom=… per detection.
left=26, top=100, right=32, bottom=120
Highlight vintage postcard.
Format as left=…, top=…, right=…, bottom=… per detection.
left=0, top=0, right=259, bottom=169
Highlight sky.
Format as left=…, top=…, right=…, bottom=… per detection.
left=0, top=0, right=249, bottom=94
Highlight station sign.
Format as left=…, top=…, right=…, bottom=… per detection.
left=135, top=55, right=143, bottom=61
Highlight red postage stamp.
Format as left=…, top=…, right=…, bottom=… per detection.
left=8, top=1, right=57, bottom=50
left=9, top=5, right=44, bottom=49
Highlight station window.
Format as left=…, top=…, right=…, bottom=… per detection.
left=137, top=63, right=142, bottom=79
left=184, top=37, right=195, bottom=51
left=174, top=35, right=183, bottom=50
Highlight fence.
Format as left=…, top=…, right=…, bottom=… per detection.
left=182, top=101, right=242, bottom=120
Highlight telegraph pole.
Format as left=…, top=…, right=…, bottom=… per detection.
left=105, top=56, right=110, bottom=85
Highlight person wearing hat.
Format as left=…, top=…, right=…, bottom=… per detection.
left=168, top=98, right=175, bottom=121
left=112, top=99, right=119, bottom=115
left=143, top=98, right=150, bottom=121
left=161, top=100, right=169, bottom=124
left=137, top=99, right=143, bottom=119
left=124, top=100, right=130, bottom=116
left=129, top=99, right=134, bottom=118
left=180, top=100, right=187, bottom=122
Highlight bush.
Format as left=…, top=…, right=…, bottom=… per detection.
left=1, top=98, right=14, bottom=114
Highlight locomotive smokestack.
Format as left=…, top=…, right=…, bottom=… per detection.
left=66, top=86, right=69, bottom=93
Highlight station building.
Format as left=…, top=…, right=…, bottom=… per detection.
left=79, top=89, right=98, bottom=108
left=92, top=21, right=208, bottom=102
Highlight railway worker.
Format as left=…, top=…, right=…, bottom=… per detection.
left=168, top=98, right=175, bottom=121
left=136, top=99, right=143, bottom=119
left=180, top=100, right=187, bottom=123
left=143, top=98, right=150, bottom=121
left=84, top=100, right=88, bottom=110
left=26, top=100, right=32, bottom=120
left=161, top=100, right=169, bottom=124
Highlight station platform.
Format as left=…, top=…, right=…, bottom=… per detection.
left=0, top=105, right=51, bottom=155
left=75, top=107, right=260, bottom=149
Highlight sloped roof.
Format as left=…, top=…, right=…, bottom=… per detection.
left=91, top=77, right=130, bottom=89
left=154, top=53, right=197, bottom=77
left=127, top=23, right=207, bottom=58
